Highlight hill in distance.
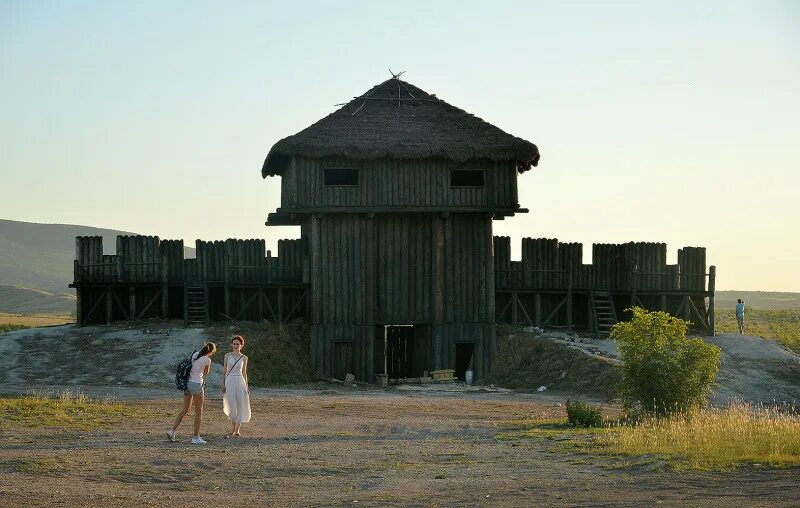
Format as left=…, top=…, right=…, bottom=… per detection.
left=713, top=291, right=800, bottom=310
left=0, top=219, right=194, bottom=293
left=0, top=285, right=75, bottom=314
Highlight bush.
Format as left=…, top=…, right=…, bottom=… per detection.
left=565, top=399, right=604, bottom=428
left=611, top=307, right=721, bottom=415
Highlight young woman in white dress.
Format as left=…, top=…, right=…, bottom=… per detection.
left=222, top=335, right=251, bottom=437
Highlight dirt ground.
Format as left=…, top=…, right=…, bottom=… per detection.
left=1, top=323, right=799, bottom=506
left=0, top=391, right=797, bottom=508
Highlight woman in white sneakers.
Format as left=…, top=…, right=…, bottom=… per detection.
left=222, top=335, right=251, bottom=437
left=167, top=342, right=216, bottom=444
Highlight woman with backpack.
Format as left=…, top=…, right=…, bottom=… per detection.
left=221, top=335, right=251, bottom=437
left=167, top=342, right=216, bottom=444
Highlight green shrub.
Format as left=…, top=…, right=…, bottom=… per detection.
left=565, top=399, right=604, bottom=428
left=611, top=307, right=721, bottom=415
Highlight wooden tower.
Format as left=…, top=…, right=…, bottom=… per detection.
left=261, top=77, right=539, bottom=382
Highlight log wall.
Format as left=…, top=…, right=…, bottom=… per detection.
left=281, top=157, right=519, bottom=210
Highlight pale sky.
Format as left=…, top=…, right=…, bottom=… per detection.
left=1, top=1, right=799, bottom=291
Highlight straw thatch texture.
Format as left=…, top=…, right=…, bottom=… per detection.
left=262, top=78, right=539, bottom=176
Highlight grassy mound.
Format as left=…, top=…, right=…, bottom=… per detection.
left=205, top=320, right=315, bottom=386
left=484, top=326, right=621, bottom=398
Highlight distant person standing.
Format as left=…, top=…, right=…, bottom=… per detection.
left=735, top=299, right=746, bottom=334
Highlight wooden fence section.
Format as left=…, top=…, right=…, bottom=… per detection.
left=494, top=237, right=709, bottom=292
left=73, top=235, right=308, bottom=326
left=74, top=236, right=304, bottom=285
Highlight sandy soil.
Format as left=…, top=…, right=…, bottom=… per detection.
left=1, top=393, right=798, bottom=508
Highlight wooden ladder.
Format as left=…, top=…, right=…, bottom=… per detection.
left=591, top=290, right=617, bottom=338
left=185, top=284, right=208, bottom=325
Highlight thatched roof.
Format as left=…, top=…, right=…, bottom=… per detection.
left=261, top=78, right=539, bottom=177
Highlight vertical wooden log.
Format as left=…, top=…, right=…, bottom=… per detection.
left=105, top=290, right=113, bottom=325
left=708, top=265, right=716, bottom=336
left=277, top=287, right=284, bottom=324
left=204, top=283, right=210, bottom=322
left=75, top=284, right=83, bottom=326
left=511, top=292, right=518, bottom=325
left=660, top=294, right=667, bottom=311
left=161, top=255, right=169, bottom=320
left=183, top=284, right=189, bottom=326
left=631, top=266, right=637, bottom=309
left=566, top=267, right=573, bottom=331
left=129, top=286, right=136, bottom=320
left=224, top=241, right=231, bottom=318
left=432, top=215, right=445, bottom=369
left=534, top=293, right=542, bottom=326
left=258, top=288, right=264, bottom=321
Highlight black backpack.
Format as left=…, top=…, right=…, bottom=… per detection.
left=175, top=351, right=197, bottom=390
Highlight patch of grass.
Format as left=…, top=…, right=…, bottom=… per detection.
left=715, top=308, right=800, bottom=353
left=0, top=312, right=74, bottom=328
left=593, top=403, right=800, bottom=470
left=497, top=403, right=800, bottom=471
left=13, top=455, right=75, bottom=475
left=0, top=323, right=29, bottom=333
left=484, top=325, right=621, bottom=398
left=0, top=391, right=139, bottom=430
left=496, top=418, right=611, bottom=441
left=206, top=320, right=315, bottom=386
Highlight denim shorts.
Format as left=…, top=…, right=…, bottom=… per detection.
left=185, top=381, right=204, bottom=396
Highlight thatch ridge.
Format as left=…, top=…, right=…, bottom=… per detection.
left=262, top=78, right=539, bottom=176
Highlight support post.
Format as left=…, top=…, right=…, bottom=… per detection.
left=511, top=292, right=518, bottom=325
left=534, top=293, right=542, bottom=327
left=277, top=287, right=284, bottom=323
left=204, top=283, right=210, bottom=322
left=183, top=285, right=188, bottom=326
left=105, top=290, right=113, bottom=325
left=630, top=269, right=637, bottom=308
left=566, top=268, right=573, bottom=331
left=660, top=294, right=667, bottom=312
left=708, top=265, right=716, bottom=336
left=76, top=286, right=83, bottom=326
left=224, top=266, right=230, bottom=318
left=129, top=286, right=136, bottom=321
left=161, top=257, right=169, bottom=320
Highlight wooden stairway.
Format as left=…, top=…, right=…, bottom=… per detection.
left=591, top=290, right=617, bottom=338
left=185, top=284, right=208, bottom=325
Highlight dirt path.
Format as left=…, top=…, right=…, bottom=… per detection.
left=706, top=333, right=800, bottom=405
left=0, top=394, right=796, bottom=507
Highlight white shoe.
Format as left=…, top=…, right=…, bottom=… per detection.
left=191, top=436, right=207, bottom=445
left=166, top=430, right=176, bottom=442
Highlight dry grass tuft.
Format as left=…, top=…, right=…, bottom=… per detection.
left=597, top=403, right=800, bottom=470
left=0, top=390, right=139, bottom=430
left=205, top=320, right=315, bottom=386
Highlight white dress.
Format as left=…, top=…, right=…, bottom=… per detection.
left=222, top=354, right=251, bottom=424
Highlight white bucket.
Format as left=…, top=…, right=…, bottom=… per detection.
left=465, top=370, right=474, bottom=386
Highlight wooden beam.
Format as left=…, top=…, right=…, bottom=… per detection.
left=105, top=290, right=113, bottom=325
left=112, top=291, right=129, bottom=320
left=542, top=296, right=567, bottom=327
left=516, top=297, right=534, bottom=325
left=688, top=296, right=708, bottom=330
left=708, top=265, right=716, bottom=336
left=138, top=289, right=164, bottom=319
left=84, top=290, right=105, bottom=325
left=284, top=288, right=307, bottom=321
left=234, top=289, right=260, bottom=320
